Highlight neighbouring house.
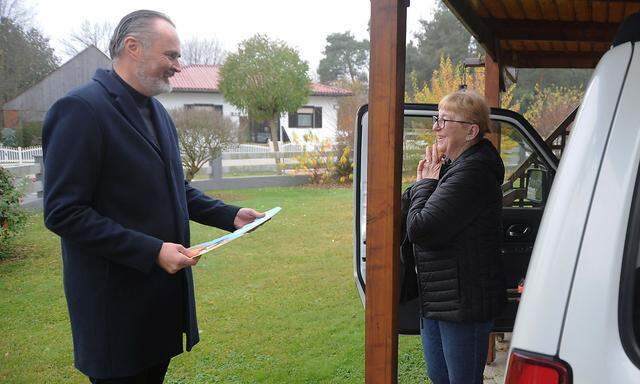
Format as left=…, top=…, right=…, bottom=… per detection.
left=156, top=65, right=352, bottom=144
left=2, top=47, right=352, bottom=145
left=2, top=45, right=111, bottom=129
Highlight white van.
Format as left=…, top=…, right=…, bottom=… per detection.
left=504, top=13, right=640, bottom=384
left=354, top=12, right=640, bottom=384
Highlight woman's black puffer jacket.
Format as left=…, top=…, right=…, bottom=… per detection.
left=406, top=138, right=507, bottom=323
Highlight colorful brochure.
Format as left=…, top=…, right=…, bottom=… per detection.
left=189, top=207, right=282, bottom=257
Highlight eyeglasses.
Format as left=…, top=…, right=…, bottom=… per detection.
left=432, top=115, right=476, bottom=128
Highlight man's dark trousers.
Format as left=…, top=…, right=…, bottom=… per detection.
left=89, top=360, right=170, bottom=384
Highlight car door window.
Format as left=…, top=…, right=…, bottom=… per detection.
left=402, top=116, right=552, bottom=207
left=499, top=122, right=552, bottom=208
left=402, top=116, right=435, bottom=183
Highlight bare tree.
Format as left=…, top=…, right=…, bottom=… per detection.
left=61, top=20, right=114, bottom=57
left=0, top=0, right=34, bottom=27
left=336, top=80, right=367, bottom=153
left=171, top=108, right=236, bottom=181
left=181, top=37, right=226, bottom=66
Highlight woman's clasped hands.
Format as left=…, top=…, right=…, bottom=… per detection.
left=416, top=143, right=444, bottom=181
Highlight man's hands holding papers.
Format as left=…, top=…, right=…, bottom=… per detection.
left=157, top=242, right=201, bottom=274
left=234, top=208, right=265, bottom=229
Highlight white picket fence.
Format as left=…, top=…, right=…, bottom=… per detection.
left=224, top=142, right=320, bottom=154
left=0, top=143, right=328, bottom=165
left=224, top=144, right=272, bottom=153
left=0, top=146, right=42, bottom=164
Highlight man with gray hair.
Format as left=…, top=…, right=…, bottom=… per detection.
left=42, top=10, right=263, bottom=383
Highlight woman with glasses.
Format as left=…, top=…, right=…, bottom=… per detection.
left=403, top=90, right=506, bottom=384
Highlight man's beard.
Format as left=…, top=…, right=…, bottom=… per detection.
left=135, top=60, right=172, bottom=96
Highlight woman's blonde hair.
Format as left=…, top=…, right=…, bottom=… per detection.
left=438, top=90, right=491, bottom=139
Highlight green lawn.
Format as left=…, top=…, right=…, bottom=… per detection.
left=0, top=186, right=428, bottom=383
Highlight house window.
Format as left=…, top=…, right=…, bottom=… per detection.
left=185, top=104, right=223, bottom=114
left=289, top=106, right=322, bottom=128
left=297, top=109, right=314, bottom=127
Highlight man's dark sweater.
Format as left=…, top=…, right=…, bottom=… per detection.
left=112, top=70, right=159, bottom=147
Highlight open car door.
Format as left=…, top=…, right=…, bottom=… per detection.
left=354, top=103, right=559, bottom=334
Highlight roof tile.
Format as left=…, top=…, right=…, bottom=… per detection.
left=169, top=64, right=352, bottom=96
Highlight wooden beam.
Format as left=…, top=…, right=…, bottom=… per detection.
left=499, top=50, right=603, bottom=68
left=487, top=19, right=619, bottom=42
left=484, top=54, right=500, bottom=108
left=485, top=54, right=501, bottom=153
left=366, top=0, right=407, bottom=382
left=484, top=52, right=502, bottom=365
left=484, top=52, right=501, bottom=365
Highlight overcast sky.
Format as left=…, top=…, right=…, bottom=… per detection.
left=30, top=0, right=438, bottom=79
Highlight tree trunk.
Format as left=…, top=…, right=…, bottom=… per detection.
left=269, top=115, right=282, bottom=170
left=185, top=167, right=197, bottom=182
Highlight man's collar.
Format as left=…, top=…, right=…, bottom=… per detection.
left=92, top=68, right=150, bottom=106
left=111, top=70, right=150, bottom=107
left=91, top=68, right=164, bottom=156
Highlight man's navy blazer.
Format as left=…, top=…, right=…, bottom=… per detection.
left=42, top=69, right=240, bottom=378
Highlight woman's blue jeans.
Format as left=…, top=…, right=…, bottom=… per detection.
left=420, top=317, right=493, bottom=384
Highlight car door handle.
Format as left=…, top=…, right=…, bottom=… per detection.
left=507, top=224, right=531, bottom=239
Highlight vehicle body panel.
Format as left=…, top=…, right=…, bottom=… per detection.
left=557, top=43, right=640, bottom=383
left=509, top=42, right=634, bottom=357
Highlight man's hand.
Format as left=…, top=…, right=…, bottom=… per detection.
left=156, top=242, right=200, bottom=274
left=233, top=208, right=265, bottom=229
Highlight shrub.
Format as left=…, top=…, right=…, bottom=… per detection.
left=294, top=133, right=334, bottom=184
left=335, top=80, right=367, bottom=155
left=17, top=121, right=43, bottom=147
left=1, top=128, right=17, bottom=147
left=171, top=108, right=237, bottom=182
left=333, top=146, right=354, bottom=184
left=0, top=123, right=43, bottom=147
left=523, top=84, right=583, bottom=139
left=0, top=167, right=27, bottom=258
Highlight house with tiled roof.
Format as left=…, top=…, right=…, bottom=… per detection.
left=156, top=65, right=352, bottom=144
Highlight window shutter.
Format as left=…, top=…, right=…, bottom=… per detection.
left=314, top=107, right=323, bottom=128
left=288, top=112, right=297, bottom=127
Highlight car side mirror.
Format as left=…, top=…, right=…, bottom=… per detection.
left=525, top=168, right=549, bottom=206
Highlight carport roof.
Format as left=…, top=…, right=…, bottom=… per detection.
left=443, top=0, right=640, bottom=68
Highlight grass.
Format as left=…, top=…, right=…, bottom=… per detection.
left=0, top=186, right=428, bottom=383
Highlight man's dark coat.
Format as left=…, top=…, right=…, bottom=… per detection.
left=42, top=69, right=239, bottom=378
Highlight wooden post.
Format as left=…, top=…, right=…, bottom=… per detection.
left=484, top=53, right=500, bottom=365
left=484, top=54, right=500, bottom=108
left=35, top=155, right=44, bottom=198
left=366, top=0, right=407, bottom=383
left=484, top=54, right=501, bottom=153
